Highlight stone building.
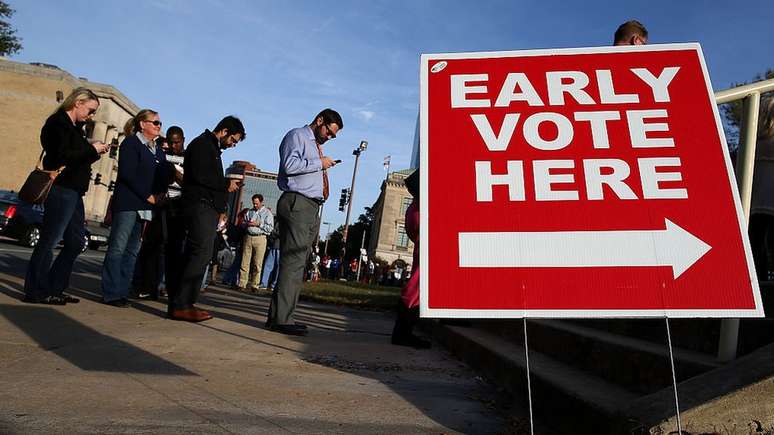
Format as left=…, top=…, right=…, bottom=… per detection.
left=368, top=169, right=416, bottom=267
left=225, top=161, right=282, bottom=221
left=0, top=57, right=139, bottom=222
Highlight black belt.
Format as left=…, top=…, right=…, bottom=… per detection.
left=283, top=191, right=323, bottom=206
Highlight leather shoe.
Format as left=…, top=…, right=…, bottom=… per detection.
left=102, top=298, right=129, bottom=308
left=169, top=308, right=212, bottom=322
left=61, top=294, right=80, bottom=304
left=22, top=295, right=67, bottom=305
left=193, top=308, right=213, bottom=321
left=391, top=334, right=432, bottom=349
left=270, top=324, right=308, bottom=336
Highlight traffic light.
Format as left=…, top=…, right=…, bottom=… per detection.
left=338, top=188, right=348, bottom=211
left=108, top=181, right=115, bottom=192
left=94, top=173, right=102, bottom=185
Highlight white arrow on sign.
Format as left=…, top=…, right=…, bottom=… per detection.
left=458, top=218, right=711, bottom=279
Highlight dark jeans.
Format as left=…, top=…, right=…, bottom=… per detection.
left=268, top=192, right=319, bottom=326
left=24, top=185, right=85, bottom=300
left=259, top=247, right=280, bottom=289
left=222, top=246, right=243, bottom=286
left=135, top=209, right=165, bottom=298
left=173, top=201, right=218, bottom=310
left=101, top=211, right=143, bottom=302
left=164, top=203, right=187, bottom=314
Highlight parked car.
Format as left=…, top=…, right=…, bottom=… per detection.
left=0, top=190, right=101, bottom=251
left=0, top=190, right=45, bottom=248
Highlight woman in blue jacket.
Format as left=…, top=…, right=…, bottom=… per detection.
left=101, top=109, right=168, bottom=307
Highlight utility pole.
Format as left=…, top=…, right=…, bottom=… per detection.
left=356, top=229, right=367, bottom=282
left=322, top=221, right=331, bottom=256
left=342, top=140, right=368, bottom=260
left=314, top=201, right=324, bottom=252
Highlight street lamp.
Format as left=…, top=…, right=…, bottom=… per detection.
left=322, top=221, right=332, bottom=256
left=342, top=140, right=368, bottom=259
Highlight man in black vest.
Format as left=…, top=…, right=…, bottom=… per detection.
left=169, top=116, right=245, bottom=322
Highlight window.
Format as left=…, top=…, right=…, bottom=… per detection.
left=399, top=197, right=412, bottom=216
left=396, top=223, right=409, bottom=250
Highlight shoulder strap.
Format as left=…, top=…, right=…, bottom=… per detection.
left=35, top=150, right=45, bottom=169
left=36, top=149, right=65, bottom=174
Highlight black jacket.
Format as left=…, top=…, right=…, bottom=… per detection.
left=40, top=109, right=100, bottom=195
left=182, top=130, right=229, bottom=213
left=112, top=134, right=168, bottom=212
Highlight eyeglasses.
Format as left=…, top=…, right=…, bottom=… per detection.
left=324, top=124, right=337, bottom=139
left=143, top=120, right=163, bottom=127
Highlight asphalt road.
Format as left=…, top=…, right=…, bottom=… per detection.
left=0, top=240, right=525, bottom=434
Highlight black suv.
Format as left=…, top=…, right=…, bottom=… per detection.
left=0, top=190, right=95, bottom=251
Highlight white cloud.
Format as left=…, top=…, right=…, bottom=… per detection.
left=357, top=110, right=375, bottom=121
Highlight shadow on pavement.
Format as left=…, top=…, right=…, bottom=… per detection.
left=0, top=302, right=195, bottom=376
left=0, top=251, right=507, bottom=434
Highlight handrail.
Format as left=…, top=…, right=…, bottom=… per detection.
left=712, top=77, right=774, bottom=362
left=715, top=77, right=774, bottom=104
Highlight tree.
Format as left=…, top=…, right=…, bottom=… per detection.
left=319, top=207, right=376, bottom=263
left=320, top=226, right=345, bottom=260
left=721, top=69, right=774, bottom=151
left=344, top=207, right=375, bottom=262
left=0, top=1, right=22, bottom=56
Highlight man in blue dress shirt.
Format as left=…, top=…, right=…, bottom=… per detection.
left=268, top=108, right=342, bottom=336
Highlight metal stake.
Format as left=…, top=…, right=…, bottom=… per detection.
left=665, top=317, right=683, bottom=434
left=523, top=318, right=535, bottom=435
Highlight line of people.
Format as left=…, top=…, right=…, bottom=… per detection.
left=22, top=89, right=244, bottom=323
left=20, top=91, right=346, bottom=337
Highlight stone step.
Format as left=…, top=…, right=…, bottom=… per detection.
left=429, top=322, right=639, bottom=434
left=474, top=319, right=720, bottom=395
left=565, top=318, right=721, bottom=354
left=528, top=319, right=720, bottom=395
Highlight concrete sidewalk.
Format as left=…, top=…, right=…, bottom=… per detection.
left=0, top=253, right=512, bottom=434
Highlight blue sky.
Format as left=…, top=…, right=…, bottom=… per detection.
left=9, top=0, right=774, bottom=234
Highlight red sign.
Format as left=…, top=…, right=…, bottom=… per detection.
left=420, top=44, right=763, bottom=318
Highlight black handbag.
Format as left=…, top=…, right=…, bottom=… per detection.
left=18, top=151, right=64, bottom=204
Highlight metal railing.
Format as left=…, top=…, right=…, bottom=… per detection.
left=714, top=77, right=774, bottom=361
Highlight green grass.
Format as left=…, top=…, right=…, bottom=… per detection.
left=300, top=280, right=401, bottom=310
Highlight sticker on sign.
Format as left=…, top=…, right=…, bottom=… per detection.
left=419, top=43, right=763, bottom=319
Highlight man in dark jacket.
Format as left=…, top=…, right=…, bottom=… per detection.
left=168, top=116, right=244, bottom=322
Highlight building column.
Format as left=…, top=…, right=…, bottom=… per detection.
left=83, top=122, right=109, bottom=221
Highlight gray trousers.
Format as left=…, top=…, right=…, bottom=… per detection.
left=268, top=192, right=319, bottom=326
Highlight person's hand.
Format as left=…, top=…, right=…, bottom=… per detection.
left=146, top=195, right=156, bottom=205
left=321, top=156, right=336, bottom=170
left=217, top=213, right=227, bottom=230
left=227, top=179, right=241, bottom=193
left=92, top=141, right=109, bottom=154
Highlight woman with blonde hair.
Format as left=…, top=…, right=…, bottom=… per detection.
left=749, top=96, right=774, bottom=281
left=23, top=87, right=110, bottom=304
left=100, top=109, right=169, bottom=307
